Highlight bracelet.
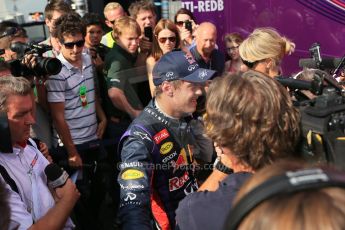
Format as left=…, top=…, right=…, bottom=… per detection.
left=214, top=157, right=233, bottom=174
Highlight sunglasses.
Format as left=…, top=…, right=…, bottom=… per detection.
left=63, top=40, right=85, bottom=49
left=176, top=21, right=189, bottom=27
left=158, top=36, right=176, bottom=43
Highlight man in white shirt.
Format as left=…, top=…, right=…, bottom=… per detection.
left=0, top=76, right=79, bottom=230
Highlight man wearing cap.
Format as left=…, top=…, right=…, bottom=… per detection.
left=117, top=50, right=216, bottom=230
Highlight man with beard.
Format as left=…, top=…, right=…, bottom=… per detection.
left=117, top=50, right=216, bottom=230
left=189, top=22, right=225, bottom=76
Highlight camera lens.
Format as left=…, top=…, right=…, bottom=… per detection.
left=36, top=57, right=62, bottom=75
left=43, top=58, right=62, bottom=75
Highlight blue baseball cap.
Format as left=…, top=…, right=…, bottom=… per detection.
left=153, top=50, right=216, bottom=86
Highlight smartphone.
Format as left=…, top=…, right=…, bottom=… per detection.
left=144, top=26, right=153, bottom=42
left=185, top=20, right=193, bottom=33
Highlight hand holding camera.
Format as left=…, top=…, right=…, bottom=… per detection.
left=179, top=20, right=196, bottom=46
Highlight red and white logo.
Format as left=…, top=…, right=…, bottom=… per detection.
left=169, top=171, right=190, bottom=192
left=153, top=129, right=170, bottom=144
left=171, top=148, right=188, bottom=173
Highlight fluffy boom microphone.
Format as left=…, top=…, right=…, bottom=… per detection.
left=299, top=58, right=341, bottom=69
left=45, top=163, right=69, bottom=189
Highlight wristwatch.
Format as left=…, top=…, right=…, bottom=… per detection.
left=213, top=157, right=233, bottom=174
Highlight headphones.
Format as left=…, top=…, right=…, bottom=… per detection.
left=224, top=167, right=345, bottom=230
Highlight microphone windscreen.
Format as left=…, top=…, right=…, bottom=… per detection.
left=44, top=163, right=63, bottom=181
left=45, top=163, right=69, bottom=188
left=276, top=76, right=312, bottom=90
left=299, top=58, right=341, bottom=69
left=298, top=58, right=319, bottom=68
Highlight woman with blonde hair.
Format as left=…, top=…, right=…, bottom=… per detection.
left=146, top=19, right=180, bottom=96
left=239, top=27, right=295, bottom=77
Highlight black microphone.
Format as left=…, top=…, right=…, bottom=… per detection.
left=44, top=163, right=69, bottom=189
left=276, top=76, right=312, bottom=90
left=299, top=58, right=342, bottom=70
left=276, top=76, right=323, bottom=95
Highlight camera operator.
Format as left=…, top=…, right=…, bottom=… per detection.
left=0, top=21, right=55, bottom=158
left=0, top=21, right=28, bottom=61
left=82, top=13, right=109, bottom=72
left=0, top=76, right=79, bottom=229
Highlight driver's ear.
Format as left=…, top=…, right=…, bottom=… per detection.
left=161, top=81, right=174, bottom=97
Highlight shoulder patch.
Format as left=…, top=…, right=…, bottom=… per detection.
left=153, top=128, right=170, bottom=144
left=121, top=169, right=145, bottom=180
left=133, top=131, right=152, bottom=142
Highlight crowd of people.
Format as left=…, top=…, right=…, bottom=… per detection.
left=1, top=0, right=345, bottom=230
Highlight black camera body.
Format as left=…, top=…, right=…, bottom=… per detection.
left=297, top=86, right=345, bottom=169
left=8, top=42, right=62, bottom=77
left=185, top=20, right=193, bottom=33
left=291, top=43, right=345, bottom=169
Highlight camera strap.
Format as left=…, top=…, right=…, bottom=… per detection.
left=0, top=164, right=19, bottom=193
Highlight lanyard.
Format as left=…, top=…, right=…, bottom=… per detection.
left=79, top=85, right=88, bottom=108
left=28, top=153, right=38, bottom=175
left=27, top=152, right=42, bottom=220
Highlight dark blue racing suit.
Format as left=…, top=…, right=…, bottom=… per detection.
left=118, top=99, right=198, bottom=230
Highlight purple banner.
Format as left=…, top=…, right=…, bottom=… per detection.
left=181, top=0, right=345, bottom=74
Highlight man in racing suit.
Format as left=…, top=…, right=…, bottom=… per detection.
left=117, top=50, right=216, bottom=230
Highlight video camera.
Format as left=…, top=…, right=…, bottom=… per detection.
left=7, top=42, right=62, bottom=77
left=0, top=42, right=62, bottom=153
left=278, top=43, right=345, bottom=170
